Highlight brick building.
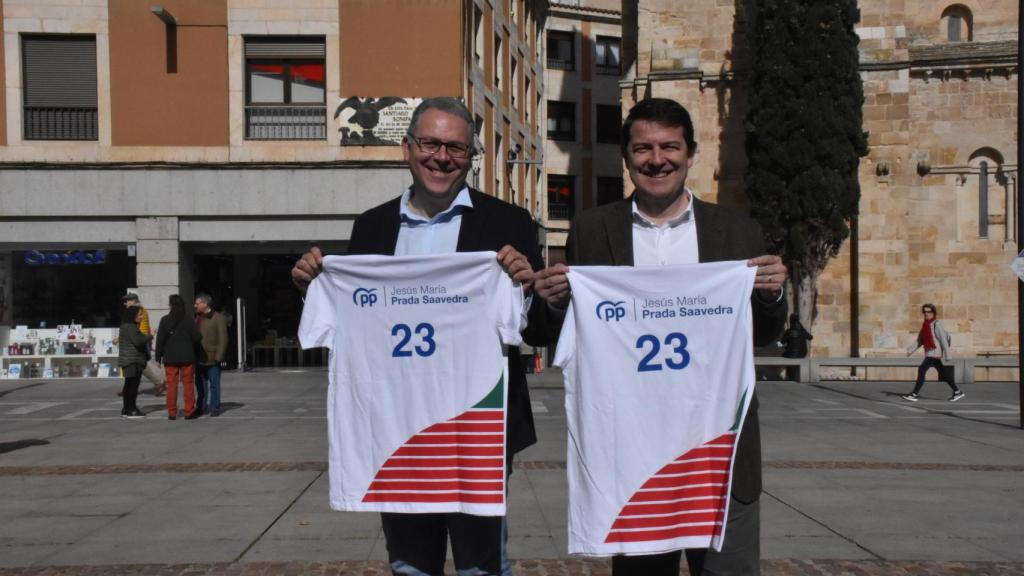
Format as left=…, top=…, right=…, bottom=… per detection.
left=0, top=0, right=548, bottom=368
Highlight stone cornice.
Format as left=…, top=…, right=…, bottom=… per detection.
left=630, top=39, right=1018, bottom=87
left=908, top=40, right=1017, bottom=67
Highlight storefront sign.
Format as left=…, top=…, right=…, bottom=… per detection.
left=24, top=250, right=107, bottom=265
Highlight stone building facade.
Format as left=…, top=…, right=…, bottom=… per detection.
left=623, top=0, right=1019, bottom=367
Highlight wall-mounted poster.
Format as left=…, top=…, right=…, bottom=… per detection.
left=336, top=97, right=421, bottom=146
left=56, top=325, right=84, bottom=341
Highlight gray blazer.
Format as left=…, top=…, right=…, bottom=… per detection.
left=559, top=196, right=788, bottom=504
left=910, top=319, right=952, bottom=361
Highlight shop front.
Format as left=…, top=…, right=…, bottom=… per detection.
left=0, top=247, right=136, bottom=379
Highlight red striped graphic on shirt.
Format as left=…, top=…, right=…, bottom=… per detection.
left=604, top=432, right=737, bottom=544
left=362, top=377, right=506, bottom=505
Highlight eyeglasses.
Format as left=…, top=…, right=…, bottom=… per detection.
left=407, top=134, right=474, bottom=159
left=923, top=310, right=935, bottom=315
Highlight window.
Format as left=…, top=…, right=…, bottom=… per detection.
left=244, top=37, right=326, bottom=140
left=597, top=177, right=624, bottom=206
left=511, top=56, right=519, bottom=110
left=547, top=101, right=575, bottom=141
left=547, top=30, right=574, bottom=71
left=942, top=5, right=972, bottom=42
left=474, top=5, right=484, bottom=65
left=22, top=35, right=98, bottom=141
left=596, top=104, right=620, bottom=144
left=524, top=75, right=532, bottom=124
left=548, top=175, right=575, bottom=220
left=494, top=33, right=503, bottom=90
left=595, top=36, right=621, bottom=74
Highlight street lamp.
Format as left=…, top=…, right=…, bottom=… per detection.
left=505, top=143, right=543, bottom=207
left=151, top=6, right=176, bottom=25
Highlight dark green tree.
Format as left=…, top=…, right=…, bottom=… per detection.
left=744, top=0, right=869, bottom=329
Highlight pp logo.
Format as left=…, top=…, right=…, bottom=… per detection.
left=595, top=300, right=626, bottom=322
left=352, top=288, right=378, bottom=307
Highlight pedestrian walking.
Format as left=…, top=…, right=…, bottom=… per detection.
left=902, top=303, right=964, bottom=402
left=155, top=294, right=204, bottom=420
left=118, top=305, right=151, bottom=418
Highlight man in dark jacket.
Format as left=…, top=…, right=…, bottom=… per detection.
left=535, top=98, right=787, bottom=576
left=155, top=294, right=203, bottom=420
left=291, top=97, right=548, bottom=576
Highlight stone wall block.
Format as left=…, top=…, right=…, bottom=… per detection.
left=136, top=240, right=179, bottom=264
left=136, top=217, right=179, bottom=241
left=135, top=263, right=180, bottom=287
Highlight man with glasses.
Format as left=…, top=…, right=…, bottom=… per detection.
left=292, top=97, right=548, bottom=576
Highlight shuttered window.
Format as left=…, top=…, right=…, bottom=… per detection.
left=244, top=37, right=327, bottom=140
left=22, top=35, right=98, bottom=140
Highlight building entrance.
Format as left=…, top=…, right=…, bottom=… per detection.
left=191, top=242, right=344, bottom=369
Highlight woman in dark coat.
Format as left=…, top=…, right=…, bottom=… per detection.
left=155, top=294, right=204, bottom=420
left=118, top=305, right=151, bottom=418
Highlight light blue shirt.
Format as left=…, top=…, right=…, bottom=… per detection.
left=394, top=185, right=533, bottom=324
left=394, top=186, right=473, bottom=256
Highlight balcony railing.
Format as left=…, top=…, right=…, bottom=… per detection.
left=245, top=105, right=327, bottom=140
left=23, top=107, right=98, bottom=140
left=547, top=58, right=574, bottom=71
left=548, top=202, right=575, bottom=221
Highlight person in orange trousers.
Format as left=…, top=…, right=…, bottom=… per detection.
left=154, top=294, right=204, bottom=419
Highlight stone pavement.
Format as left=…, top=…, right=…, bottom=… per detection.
left=0, top=369, right=1022, bottom=575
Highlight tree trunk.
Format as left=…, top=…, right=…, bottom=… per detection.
left=792, top=266, right=818, bottom=336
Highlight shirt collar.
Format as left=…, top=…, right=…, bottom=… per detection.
left=631, top=188, right=695, bottom=229
left=400, top=186, right=473, bottom=224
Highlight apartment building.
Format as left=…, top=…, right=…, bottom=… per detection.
left=540, top=0, right=621, bottom=264
left=0, top=0, right=547, bottom=367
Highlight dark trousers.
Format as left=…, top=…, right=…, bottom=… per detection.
left=611, top=496, right=760, bottom=576
left=381, top=512, right=504, bottom=575
left=194, top=363, right=205, bottom=414
left=121, top=374, right=142, bottom=412
left=911, top=357, right=959, bottom=394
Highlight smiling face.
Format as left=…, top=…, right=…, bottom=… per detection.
left=624, top=120, right=696, bottom=214
left=402, top=108, right=473, bottom=209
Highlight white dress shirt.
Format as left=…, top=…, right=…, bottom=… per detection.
left=631, top=189, right=699, bottom=266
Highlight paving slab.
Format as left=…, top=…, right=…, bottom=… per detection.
left=0, top=371, right=1022, bottom=575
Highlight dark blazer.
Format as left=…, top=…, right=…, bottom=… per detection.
left=348, top=188, right=549, bottom=456
left=154, top=314, right=203, bottom=365
left=563, top=196, right=787, bottom=503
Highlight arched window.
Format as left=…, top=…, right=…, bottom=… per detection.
left=941, top=5, right=973, bottom=42
left=968, top=148, right=1006, bottom=240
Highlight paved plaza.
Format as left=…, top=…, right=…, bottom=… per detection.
left=0, top=369, right=1022, bottom=575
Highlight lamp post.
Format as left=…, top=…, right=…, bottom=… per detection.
left=1017, top=3, right=1022, bottom=429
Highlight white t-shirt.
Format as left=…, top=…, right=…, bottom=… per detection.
left=554, top=261, right=756, bottom=555
left=298, top=252, right=524, bottom=516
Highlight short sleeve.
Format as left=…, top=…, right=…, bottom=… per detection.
left=298, top=273, right=338, bottom=350
left=494, top=263, right=525, bottom=346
